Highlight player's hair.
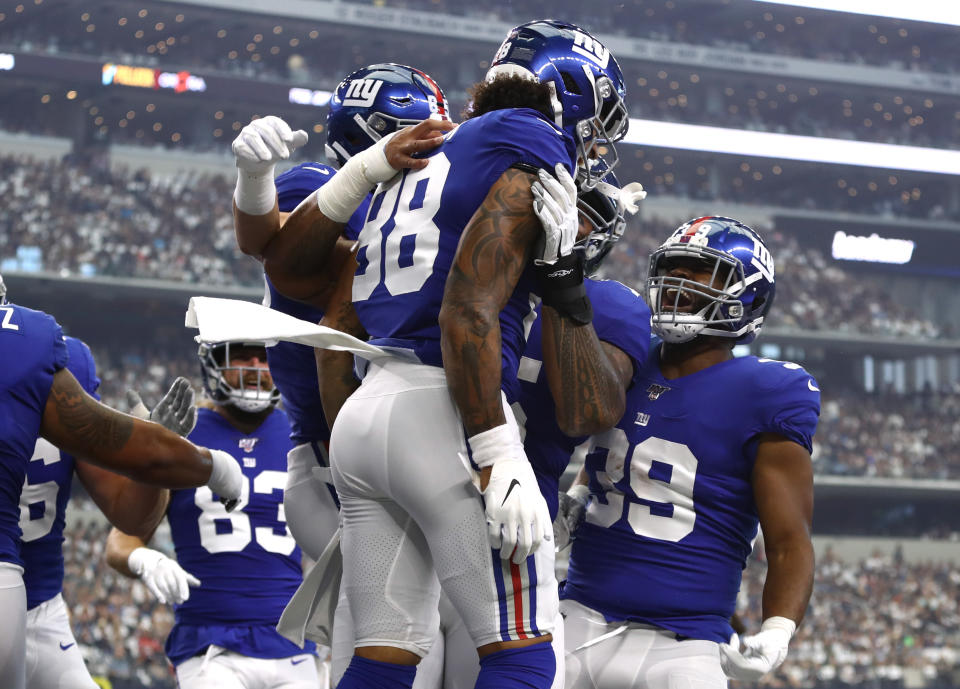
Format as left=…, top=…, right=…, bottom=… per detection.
left=463, top=75, right=554, bottom=121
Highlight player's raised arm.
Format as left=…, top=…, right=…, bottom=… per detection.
left=531, top=164, right=634, bottom=436
left=40, top=368, right=242, bottom=501
left=232, top=116, right=453, bottom=303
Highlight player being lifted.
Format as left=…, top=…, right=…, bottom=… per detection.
left=106, top=339, right=320, bottom=689
left=324, top=20, right=628, bottom=689
left=558, top=217, right=819, bottom=688
left=0, top=276, right=243, bottom=689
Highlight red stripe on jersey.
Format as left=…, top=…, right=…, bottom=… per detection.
left=509, top=560, right=528, bottom=639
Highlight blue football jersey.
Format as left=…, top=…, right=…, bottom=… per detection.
left=351, top=108, right=577, bottom=402
left=517, top=279, right=651, bottom=519
left=21, top=336, right=100, bottom=609
left=164, top=407, right=314, bottom=664
left=263, top=161, right=369, bottom=445
left=0, top=304, right=68, bottom=567
left=562, top=349, right=820, bottom=643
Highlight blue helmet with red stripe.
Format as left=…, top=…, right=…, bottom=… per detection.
left=487, top=20, right=628, bottom=188
left=647, top=216, right=776, bottom=345
left=326, top=63, right=450, bottom=167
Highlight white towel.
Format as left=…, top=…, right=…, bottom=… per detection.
left=276, top=529, right=343, bottom=648
left=185, top=296, right=389, bottom=360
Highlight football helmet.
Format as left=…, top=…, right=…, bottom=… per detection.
left=487, top=19, right=628, bottom=187
left=325, top=63, right=450, bottom=167
left=647, top=216, right=776, bottom=345
left=576, top=171, right=626, bottom=276
left=198, top=340, right=280, bottom=413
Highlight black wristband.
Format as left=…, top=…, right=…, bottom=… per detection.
left=535, top=253, right=593, bottom=325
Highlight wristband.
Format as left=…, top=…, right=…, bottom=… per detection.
left=468, top=423, right=525, bottom=469
left=316, top=132, right=398, bottom=222
left=535, top=253, right=593, bottom=325
left=234, top=167, right=277, bottom=216
left=760, top=616, right=797, bottom=638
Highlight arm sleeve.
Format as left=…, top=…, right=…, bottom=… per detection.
left=756, top=369, right=821, bottom=453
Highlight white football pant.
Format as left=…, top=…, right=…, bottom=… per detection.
left=175, top=646, right=319, bottom=689
left=561, top=599, right=727, bottom=689
left=284, top=442, right=340, bottom=562
left=0, top=562, right=26, bottom=689
left=329, top=358, right=558, bottom=659
left=25, top=593, right=98, bottom=689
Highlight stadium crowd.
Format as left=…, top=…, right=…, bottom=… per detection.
left=1, top=154, right=951, bottom=339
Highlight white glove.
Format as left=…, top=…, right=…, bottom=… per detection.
left=232, top=115, right=308, bottom=215
left=532, top=163, right=579, bottom=266
left=483, top=458, right=552, bottom=565
left=552, top=484, right=589, bottom=550
left=232, top=115, right=308, bottom=175
left=617, top=182, right=647, bottom=215
left=719, top=616, right=796, bottom=681
left=206, top=449, right=243, bottom=511
left=126, top=377, right=197, bottom=438
left=128, top=547, right=200, bottom=605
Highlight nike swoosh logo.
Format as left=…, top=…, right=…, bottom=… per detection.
left=291, top=657, right=308, bottom=666
left=60, top=642, right=75, bottom=651
left=501, top=479, right=521, bottom=506
left=808, top=380, right=820, bottom=392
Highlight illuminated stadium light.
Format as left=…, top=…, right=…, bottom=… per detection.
left=754, top=0, right=960, bottom=27
left=624, top=119, right=960, bottom=175
left=288, top=87, right=332, bottom=107
left=831, top=231, right=915, bottom=264
left=0, top=53, right=13, bottom=71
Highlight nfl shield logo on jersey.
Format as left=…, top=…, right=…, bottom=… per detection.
left=647, top=384, right=671, bottom=400
left=238, top=437, right=259, bottom=453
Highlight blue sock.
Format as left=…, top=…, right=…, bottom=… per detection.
left=336, top=655, right=418, bottom=689
left=475, top=642, right=556, bottom=689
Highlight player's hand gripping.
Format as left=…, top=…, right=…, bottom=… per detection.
left=552, top=484, right=589, bottom=550
left=719, top=617, right=796, bottom=681
left=126, top=377, right=197, bottom=438
left=232, top=115, right=308, bottom=175
left=383, top=118, right=457, bottom=172
left=532, top=163, right=579, bottom=266
left=128, top=547, right=201, bottom=605
left=470, top=424, right=552, bottom=565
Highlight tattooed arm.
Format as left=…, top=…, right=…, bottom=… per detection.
left=40, top=368, right=215, bottom=489
left=316, top=246, right=366, bottom=429
left=439, top=168, right=542, bottom=437
left=540, top=310, right=633, bottom=436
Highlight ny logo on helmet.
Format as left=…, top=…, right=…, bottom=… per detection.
left=343, top=79, right=383, bottom=107
left=572, top=31, right=610, bottom=69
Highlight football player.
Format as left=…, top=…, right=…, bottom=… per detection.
left=21, top=331, right=195, bottom=689
left=558, top=217, right=819, bottom=688
left=237, top=64, right=454, bottom=566
left=0, top=279, right=243, bottom=689
left=324, top=20, right=629, bottom=689
left=105, top=340, right=318, bottom=689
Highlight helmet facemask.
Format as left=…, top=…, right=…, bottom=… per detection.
left=647, top=245, right=754, bottom=343
left=576, top=178, right=625, bottom=275
left=571, top=69, right=629, bottom=190
left=198, top=341, right=279, bottom=413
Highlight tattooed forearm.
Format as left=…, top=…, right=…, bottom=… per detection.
left=49, top=377, right=134, bottom=453
left=542, top=307, right=629, bottom=436
left=440, top=168, right=540, bottom=436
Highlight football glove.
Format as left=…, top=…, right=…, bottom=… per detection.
left=206, top=449, right=243, bottom=512
left=553, top=484, right=589, bottom=550
left=126, top=376, right=197, bottom=438
left=128, top=547, right=200, bottom=605
left=719, top=616, right=796, bottom=681
left=483, top=457, right=553, bottom=565
left=532, top=163, right=578, bottom=266
left=232, top=115, right=308, bottom=176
